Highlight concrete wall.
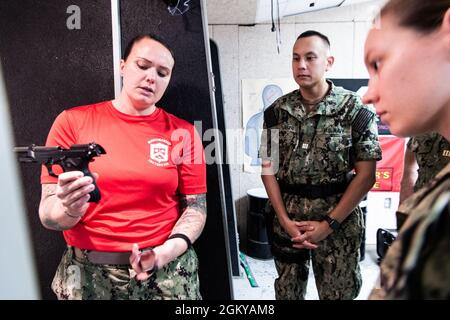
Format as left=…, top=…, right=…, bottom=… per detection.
left=207, top=0, right=386, bottom=248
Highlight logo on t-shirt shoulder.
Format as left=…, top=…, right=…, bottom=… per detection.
left=148, top=138, right=171, bottom=166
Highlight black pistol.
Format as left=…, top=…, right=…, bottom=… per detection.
left=13, top=142, right=106, bottom=203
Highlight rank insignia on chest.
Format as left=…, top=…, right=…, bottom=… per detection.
left=443, top=150, right=450, bottom=157
left=302, top=143, right=309, bottom=150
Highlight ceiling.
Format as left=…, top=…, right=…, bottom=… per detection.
left=205, top=0, right=375, bottom=25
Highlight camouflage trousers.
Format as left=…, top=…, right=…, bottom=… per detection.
left=51, top=246, right=201, bottom=300
left=274, top=208, right=363, bottom=300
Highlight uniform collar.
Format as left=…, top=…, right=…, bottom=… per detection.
left=280, top=80, right=348, bottom=120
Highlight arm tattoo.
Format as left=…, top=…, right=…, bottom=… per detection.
left=40, top=184, right=66, bottom=231
left=172, top=193, right=207, bottom=244
left=179, top=193, right=207, bottom=213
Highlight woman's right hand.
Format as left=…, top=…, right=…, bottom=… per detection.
left=56, top=171, right=96, bottom=219
left=39, top=171, right=98, bottom=230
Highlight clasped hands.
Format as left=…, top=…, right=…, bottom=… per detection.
left=284, top=219, right=333, bottom=249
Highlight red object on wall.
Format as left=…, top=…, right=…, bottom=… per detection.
left=371, top=136, right=406, bottom=192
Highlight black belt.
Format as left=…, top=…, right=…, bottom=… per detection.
left=73, top=247, right=131, bottom=265
left=278, top=180, right=349, bottom=199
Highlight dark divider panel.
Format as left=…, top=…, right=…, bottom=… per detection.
left=120, top=0, right=232, bottom=299
left=331, top=78, right=368, bottom=93
left=210, top=40, right=240, bottom=276
left=0, top=0, right=114, bottom=299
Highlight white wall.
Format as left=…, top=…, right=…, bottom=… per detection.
left=208, top=0, right=386, bottom=245
left=0, top=66, right=40, bottom=299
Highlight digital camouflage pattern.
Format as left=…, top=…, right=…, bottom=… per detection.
left=397, top=133, right=450, bottom=229
left=407, top=132, right=450, bottom=191
left=260, top=81, right=381, bottom=184
left=260, top=80, right=382, bottom=299
left=370, top=163, right=450, bottom=299
left=51, top=246, right=201, bottom=300
left=274, top=206, right=364, bottom=299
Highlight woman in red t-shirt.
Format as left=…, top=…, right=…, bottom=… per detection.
left=39, top=34, right=207, bottom=300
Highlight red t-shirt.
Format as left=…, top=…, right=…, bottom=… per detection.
left=41, top=101, right=207, bottom=251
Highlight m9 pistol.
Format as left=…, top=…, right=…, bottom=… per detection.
left=13, top=142, right=106, bottom=203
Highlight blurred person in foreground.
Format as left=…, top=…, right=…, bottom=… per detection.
left=362, top=0, right=450, bottom=299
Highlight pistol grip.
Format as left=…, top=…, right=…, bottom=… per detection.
left=87, top=178, right=101, bottom=203
left=83, top=170, right=101, bottom=203
left=62, top=160, right=101, bottom=203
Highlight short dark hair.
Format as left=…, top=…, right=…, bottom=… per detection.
left=297, top=30, right=330, bottom=48
left=381, top=0, right=450, bottom=34
left=122, top=34, right=175, bottom=62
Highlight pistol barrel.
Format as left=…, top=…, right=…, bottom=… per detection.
left=13, top=142, right=106, bottom=203
left=13, top=143, right=106, bottom=162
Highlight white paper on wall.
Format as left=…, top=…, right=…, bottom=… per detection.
left=242, top=78, right=297, bottom=173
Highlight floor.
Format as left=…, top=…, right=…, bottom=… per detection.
left=232, top=244, right=380, bottom=300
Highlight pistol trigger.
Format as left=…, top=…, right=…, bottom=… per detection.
left=46, top=164, right=58, bottom=178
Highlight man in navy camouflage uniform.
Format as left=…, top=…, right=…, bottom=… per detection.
left=260, top=30, right=382, bottom=300
left=407, top=133, right=450, bottom=192
left=398, top=133, right=450, bottom=229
